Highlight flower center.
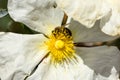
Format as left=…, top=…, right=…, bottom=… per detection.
left=45, top=27, right=75, bottom=64
left=55, top=40, right=64, bottom=49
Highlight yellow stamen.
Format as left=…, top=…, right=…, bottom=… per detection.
left=45, top=27, right=75, bottom=64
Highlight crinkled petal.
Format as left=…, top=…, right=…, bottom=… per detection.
left=24, top=55, right=95, bottom=80
left=100, top=0, right=120, bottom=36
left=8, top=0, right=64, bottom=35
left=0, top=32, right=48, bottom=80
left=68, top=19, right=118, bottom=42
left=75, top=46, right=120, bottom=76
left=56, top=0, right=111, bottom=28
left=95, top=67, right=119, bottom=80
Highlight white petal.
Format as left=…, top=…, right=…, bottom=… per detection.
left=25, top=56, right=95, bottom=80
left=8, top=0, right=64, bottom=35
left=95, top=67, right=119, bottom=80
left=56, top=0, right=111, bottom=28
left=75, top=46, right=120, bottom=76
left=0, top=32, right=48, bottom=80
left=100, top=0, right=120, bottom=36
left=68, top=19, right=118, bottom=42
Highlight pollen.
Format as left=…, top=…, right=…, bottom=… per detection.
left=55, top=40, right=64, bottom=49
left=45, top=27, right=75, bottom=65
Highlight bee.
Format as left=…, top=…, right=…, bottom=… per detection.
left=60, top=12, right=106, bottom=47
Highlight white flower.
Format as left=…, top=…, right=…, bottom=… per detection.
left=0, top=0, right=120, bottom=80
left=55, top=0, right=120, bottom=36
left=95, top=67, right=119, bottom=80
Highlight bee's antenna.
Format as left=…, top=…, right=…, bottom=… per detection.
left=61, top=12, right=68, bottom=26
left=74, top=42, right=106, bottom=47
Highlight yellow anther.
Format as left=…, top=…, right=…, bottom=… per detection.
left=45, top=27, right=75, bottom=64
left=55, top=40, right=64, bottom=49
